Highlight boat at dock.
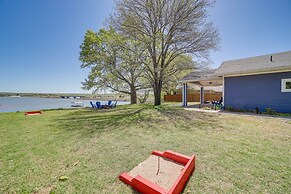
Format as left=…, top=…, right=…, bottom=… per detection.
left=10, top=95, right=21, bottom=97
left=71, top=101, right=84, bottom=107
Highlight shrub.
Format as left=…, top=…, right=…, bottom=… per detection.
left=265, top=107, right=276, bottom=115
left=226, top=106, right=233, bottom=111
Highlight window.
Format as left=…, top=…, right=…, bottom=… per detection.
left=281, top=79, right=291, bottom=92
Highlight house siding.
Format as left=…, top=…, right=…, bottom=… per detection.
left=224, top=71, right=291, bottom=113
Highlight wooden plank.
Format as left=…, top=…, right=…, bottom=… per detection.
left=164, top=93, right=222, bottom=102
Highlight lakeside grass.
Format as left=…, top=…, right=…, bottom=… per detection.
left=0, top=104, right=290, bottom=193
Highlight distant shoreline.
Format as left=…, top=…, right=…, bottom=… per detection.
left=0, top=93, right=129, bottom=102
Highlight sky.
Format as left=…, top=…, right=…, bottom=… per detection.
left=0, top=0, right=291, bottom=93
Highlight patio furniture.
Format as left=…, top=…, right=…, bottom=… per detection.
left=96, top=101, right=103, bottom=109
left=90, top=101, right=96, bottom=108
left=212, top=97, right=223, bottom=110
left=110, top=101, right=117, bottom=108
left=212, top=97, right=223, bottom=105
left=107, top=100, right=112, bottom=106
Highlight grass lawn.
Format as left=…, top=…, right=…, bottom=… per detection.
left=0, top=104, right=290, bottom=193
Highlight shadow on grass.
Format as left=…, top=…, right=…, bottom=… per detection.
left=131, top=188, right=140, bottom=194
left=52, top=105, right=150, bottom=137
left=154, top=105, right=220, bottom=130
left=52, top=104, right=221, bottom=138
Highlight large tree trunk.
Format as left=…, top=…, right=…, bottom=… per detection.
left=130, top=88, right=137, bottom=104
left=153, top=81, right=162, bottom=106
left=154, top=90, right=161, bottom=105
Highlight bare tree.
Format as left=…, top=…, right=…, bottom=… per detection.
left=111, top=0, right=219, bottom=105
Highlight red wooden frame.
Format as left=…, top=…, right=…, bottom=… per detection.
left=119, top=150, right=196, bottom=194
left=25, top=111, right=42, bottom=115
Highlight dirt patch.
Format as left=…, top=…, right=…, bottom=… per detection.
left=36, top=184, right=54, bottom=194
left=128, top=155, right=184, bottom=190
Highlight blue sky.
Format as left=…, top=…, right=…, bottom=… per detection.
left=0, top=0, right=290, bottom=93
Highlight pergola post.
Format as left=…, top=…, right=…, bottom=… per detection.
left=182, top=83, right=188, bottom=106
left=200, top=86, right=204, bottom=103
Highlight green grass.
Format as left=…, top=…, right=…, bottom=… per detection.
left=0, top=104, right=290, bottom=193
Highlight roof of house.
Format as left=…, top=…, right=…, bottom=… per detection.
left=181, top=50, right=291, bottom=84
left=214, top=50, right=291, bottom=76
left=181, top=69, right=223, bottom=86
left=181, top=69, right=219, bottom=82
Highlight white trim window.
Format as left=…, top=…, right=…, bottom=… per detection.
left=281, top=78, right=291, bottom=92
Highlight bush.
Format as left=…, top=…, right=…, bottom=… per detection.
left=226, top=106, right=233, bottom=111
left=265, top=107, right=276, bottom=115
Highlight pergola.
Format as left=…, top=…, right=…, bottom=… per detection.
left=180, top=69, right=223, bottom=106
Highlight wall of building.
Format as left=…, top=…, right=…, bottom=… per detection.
left=224, top=71, right=291, bottom=113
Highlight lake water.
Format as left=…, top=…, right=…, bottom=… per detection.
left=0, top=97, right=129, bottom=113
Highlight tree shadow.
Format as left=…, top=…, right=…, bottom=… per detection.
left=131, top=188, right=140, bottom=194
left=51, top=104, right=222, bottom=139
left=52, top=106, right=145, bottom=137
left=154, top=105, right=222, bottom=130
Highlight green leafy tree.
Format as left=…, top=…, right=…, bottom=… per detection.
left=79, top=28, right=148, bottom=104
left=162, top=55, right=196, bottom=94
left=111, top=0, right=219, bottom=105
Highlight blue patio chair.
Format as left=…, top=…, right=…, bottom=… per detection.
left=96, top=101, right=103, bottom=109
left=111, top=101, right=117, bottom=108
left=90, top=101, right=96, bottom=108
left=108, top=100, right=112, bottom=106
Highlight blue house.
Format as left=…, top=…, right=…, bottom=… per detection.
left=181, top=50, right=291, bottom=113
